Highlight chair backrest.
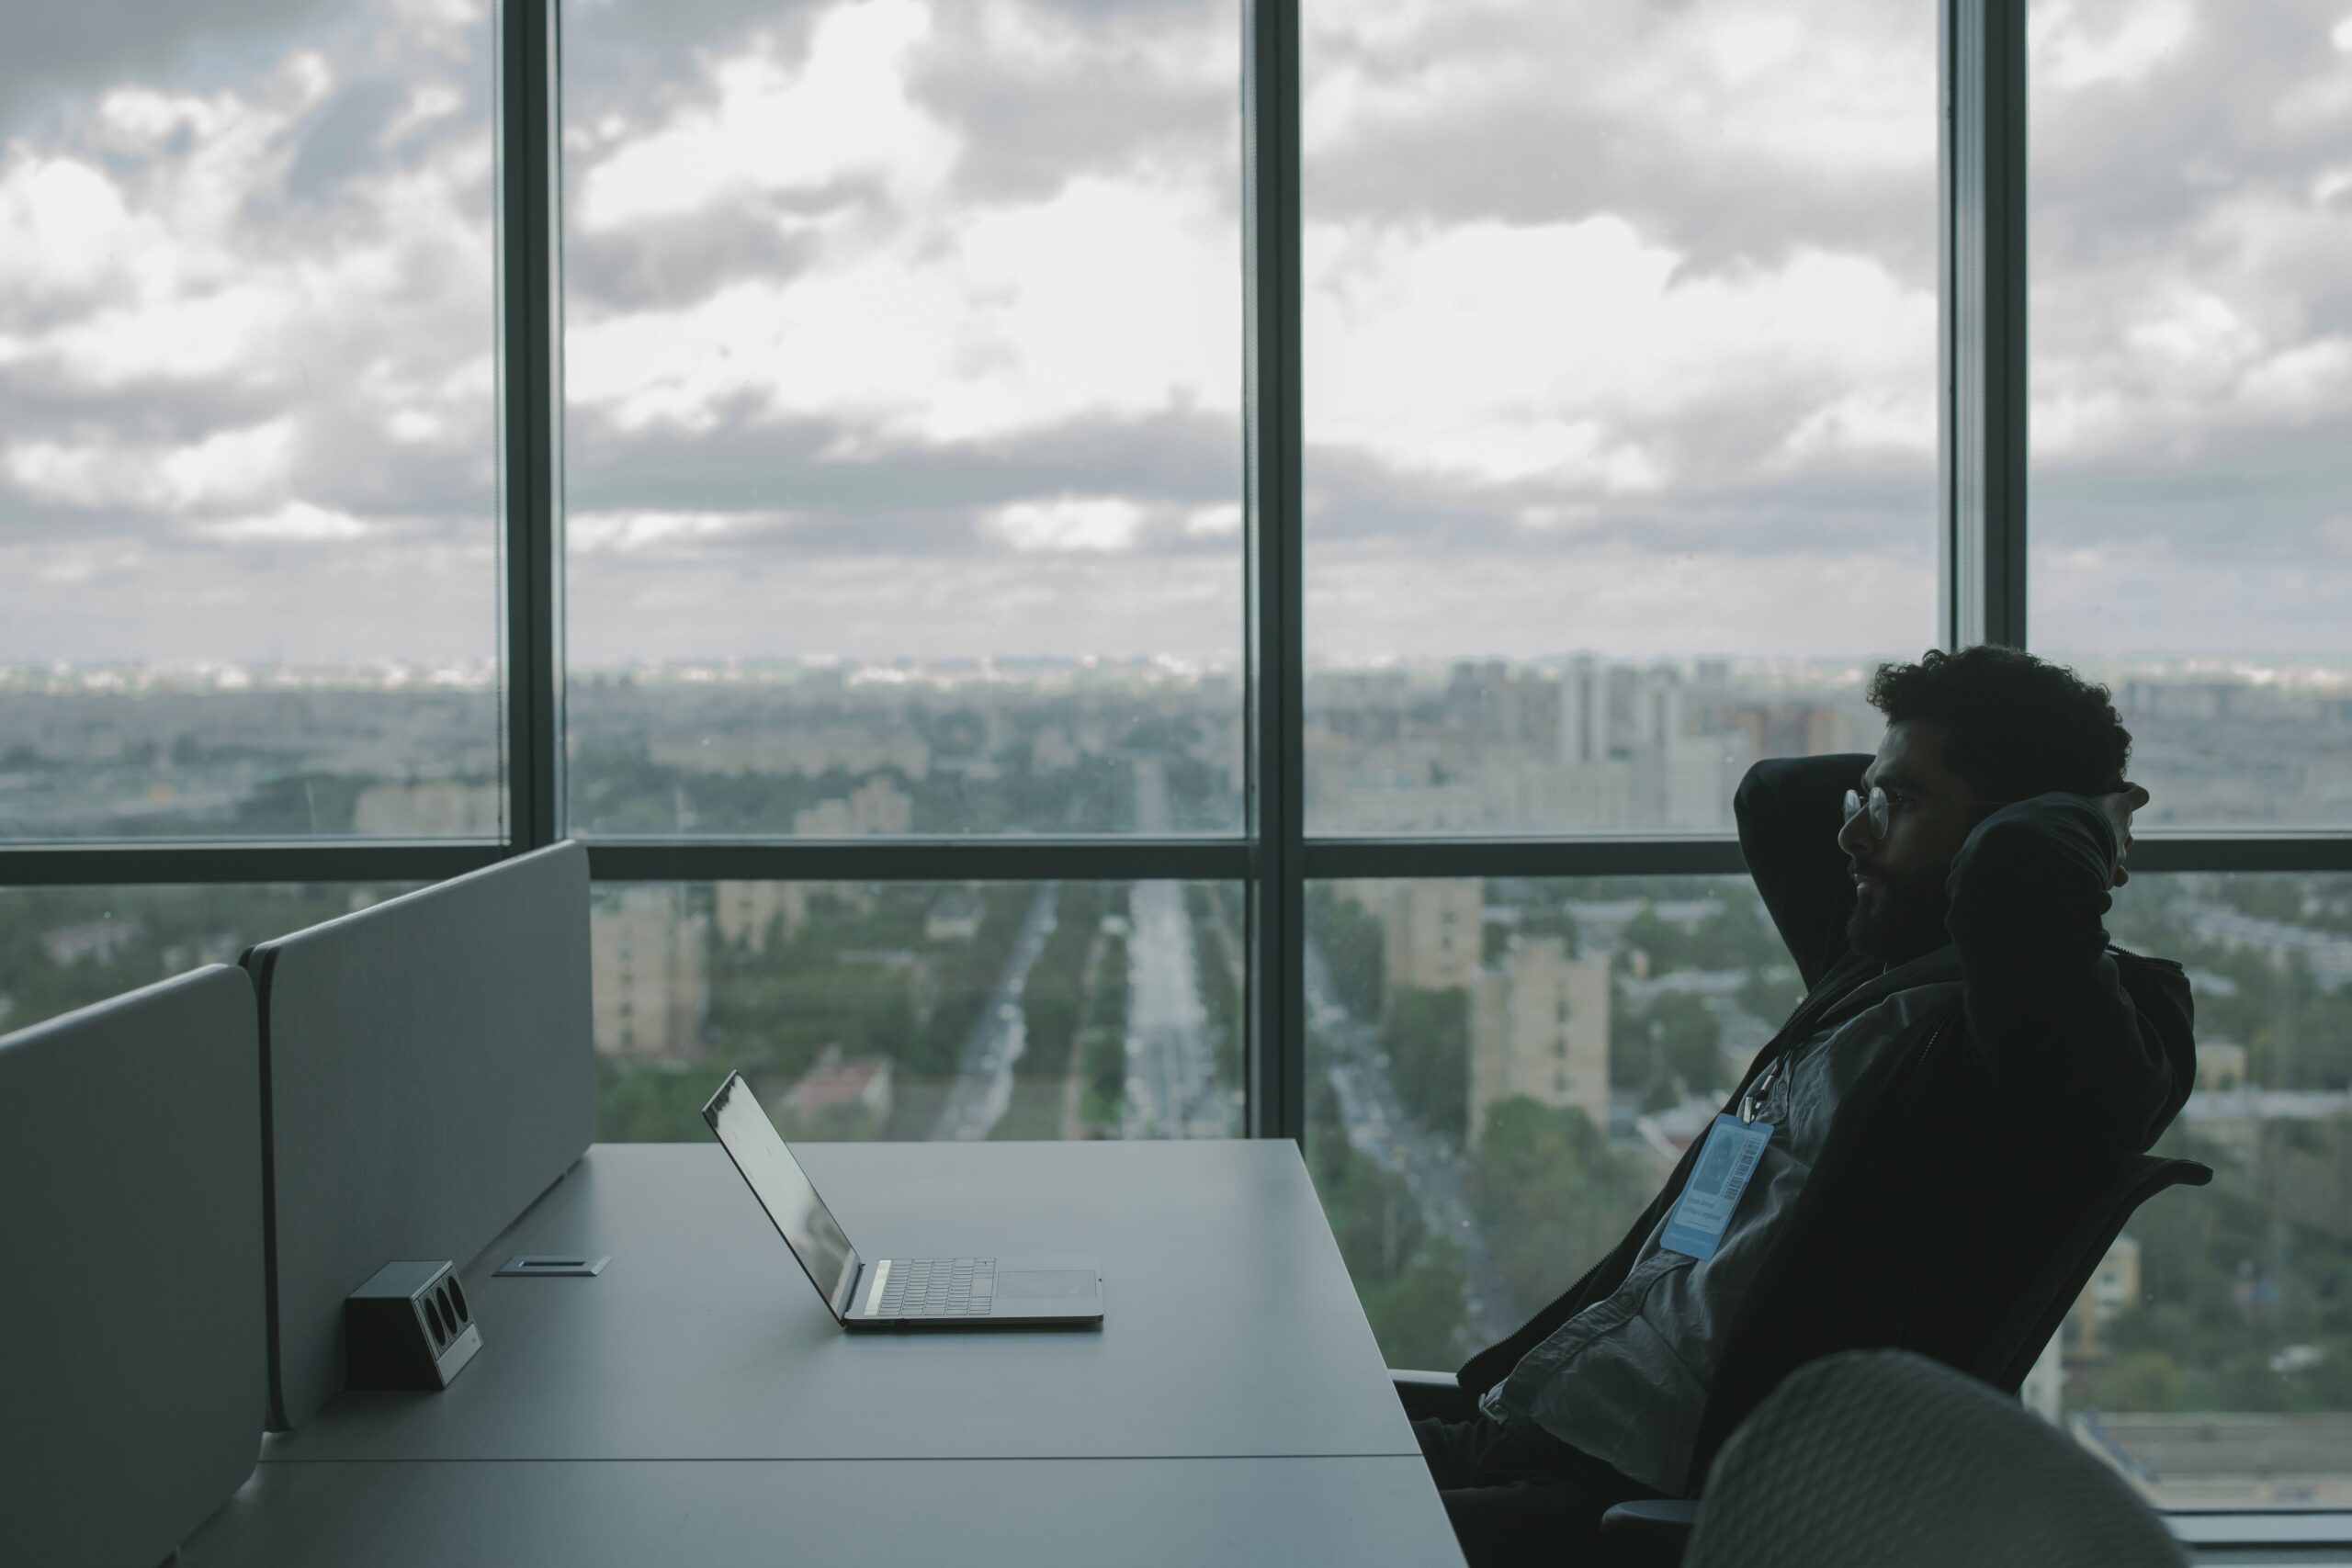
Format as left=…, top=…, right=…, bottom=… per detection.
left=243, top=840, right=594, bottom=1430
left=1685, top=1349, right=2187, bottom=1568
left=0, top=966, right=266, bottom=1568
left=1988, top=1153, right=2211, bottom=1392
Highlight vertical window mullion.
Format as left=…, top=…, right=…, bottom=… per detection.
left=1243, top=0, right=1305, bottom=1142
left=1941, top=0, right=2029, bottom=651
left=498, top=0, right=567, bottom=852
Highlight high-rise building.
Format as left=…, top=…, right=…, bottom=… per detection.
left=592, top=886, right=710, bottom=1057
left=351, top=779, right=502, bottom=837
left=1468, top=935, right=1611, bottom=1145
left=1363, top=878, right=1485, bottom=993
left=2067, top=1234, right=2143, bottom=1361
left=715, top=880, right=808, bottom=953
left=1558, top=655, right=1608, bottom=765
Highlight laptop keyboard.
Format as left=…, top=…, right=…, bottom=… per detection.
left=876, top=1258, right=995, bottom=1317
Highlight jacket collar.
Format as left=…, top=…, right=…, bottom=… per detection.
left=1812, top=943, right=1964, bottom=1031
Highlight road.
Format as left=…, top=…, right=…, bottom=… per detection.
left=1306, top=941, right=1516, bottom=1341
left=1121, top=759, right=1226, bottom=1138
left=928, top=883, right=1059, bottom=1141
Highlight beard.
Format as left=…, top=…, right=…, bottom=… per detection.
left=1844, top=863, right=1952, bottom=964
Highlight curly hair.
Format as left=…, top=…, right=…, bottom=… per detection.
left=1867, top=646, right=2132, bottom=802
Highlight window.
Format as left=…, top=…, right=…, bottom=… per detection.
left=2021, top=7, right=2352, bottom=1512
left=560, top=0, right=1246, bottom=838
left=592, top=879, right=1243, bottom=1144
left=5, top=3, right=2342, bottom=1540
left=2032, top=872, right=2352, bottom=1509
left=1304, top=875, right=1771, bottom=1366
left=1300, top=0, right=1935, bottom=835
left=0, top=0, right=503, bottom=840
left=2028, top=0, right=2352, bottom=829
left=0, top=883, right=419, bottom=1035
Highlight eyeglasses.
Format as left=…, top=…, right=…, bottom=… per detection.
left=1841, top=785, right=2017, bottom=841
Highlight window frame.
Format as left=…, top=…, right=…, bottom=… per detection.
left=0, top=1, right=2346, bottom=1541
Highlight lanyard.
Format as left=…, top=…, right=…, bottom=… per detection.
left=1738, top=1053, right=1787, bottom=1126
left=1737, top=954, right=1889, bottom=1124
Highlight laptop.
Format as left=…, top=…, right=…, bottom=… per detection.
left=701, top=1071, right=1103, bottom=1330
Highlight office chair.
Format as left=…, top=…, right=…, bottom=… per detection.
left=1673, top=1348, right=2188, bottom=1565
left=1592, top=1151, right=2211, bottom=1564
left=1393, top=1367, right=1478, bottom=1425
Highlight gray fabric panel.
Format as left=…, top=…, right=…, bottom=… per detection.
left=249, top=840, right=593, bottom=1430
left=0, top=965, right=265, bottom=1568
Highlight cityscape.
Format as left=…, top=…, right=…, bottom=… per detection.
left=8, top=647, right=2352, bottom=840
left=3, top=652, right=2350, bottom=1507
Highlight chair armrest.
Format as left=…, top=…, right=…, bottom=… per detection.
left=1598, top=1499, right=1700, bottom=1566
left=1390, top=1368, right=1476, bottom=1425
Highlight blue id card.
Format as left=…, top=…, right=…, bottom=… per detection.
left=1659, top=1114, right=1774, bottom=1260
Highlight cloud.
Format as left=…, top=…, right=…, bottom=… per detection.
left=563, top=546, right=1239, bottom=665
left=0, top=153, right=137, bottom=302
left=2026, top=0, right=2352, bottom=647
left=2034, top=532, right=2352, bottom=657
left=902, top=0, right=1239, bottom=206
left=1184, top=502, right=1240, bottom=538
left=574, top=0, right=955, bottom=231
left=1304, top=216, right=1935, bottom=495
left=0, top=0, right=500, bottom=665
left=5, top=417, right=296, bottom=513
left=1302, top=542, right=1937, bottom=665
left=200, top=499, right=372, bottom=542
left=569, top=507, right=783, bottom=556
left=0, top=0, right=334, bottom=130
left=989, top=493, right=1143, bottom=550
left=4, top=0, right=2349, bottom=671
left=1300, top=0, right=1937, bottom=276
left=566, top=164, right=1238, bottom=444
left=2030, top=1, right=2194, bottom=91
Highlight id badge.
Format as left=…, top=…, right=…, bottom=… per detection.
left=1659, top=1113, right=1774, bottom=1260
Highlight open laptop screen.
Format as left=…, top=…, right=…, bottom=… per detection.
left=702, top=1072, right=862, bottom=1317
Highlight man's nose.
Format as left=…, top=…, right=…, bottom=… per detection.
left=1835, top=809, right=1871, bottom=862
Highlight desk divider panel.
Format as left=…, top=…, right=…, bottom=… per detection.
left=246, top=840, right=594, bottom=1431
left=0, top=965, right=265, bottom=1568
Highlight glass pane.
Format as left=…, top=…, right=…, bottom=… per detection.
left=561, top=0, right=1245, bottom=837
left=1312, top=871, right=2352, bottom=1507
left=2028, top=2, right=2352, bottom=829
left=593, top=880, right=1243, bottom=1143
left=0, top=3, right=502, bottom=840
left=1301, top=1, right=1936, bottom=833
left=2033, top=871, right=2352, bottom=1509
left=1306, top=874, right=1777, bottom=1365
left=0, top=883, right=418, bottom=1036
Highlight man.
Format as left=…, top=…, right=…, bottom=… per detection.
left=1411, top=646, right=2196, bottom=1566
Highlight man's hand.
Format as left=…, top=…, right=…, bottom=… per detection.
left=2093, top=783, right=2150, bottom=887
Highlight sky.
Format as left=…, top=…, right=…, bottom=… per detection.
left=0, top=0, right=2346, bottom=670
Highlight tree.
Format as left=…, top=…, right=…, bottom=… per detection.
left=1384, top=986, right=1470, bottom=1138
left=1610, top=988, right=1723, bottom=1108
left=1739, top=964, right=1803, bottom=1024
left=1303, top=1065, right=1473, bottom=1365
left=1470, top=1097, right=1657, bottom=1311
left=594, top=1060, right=715, bottom=1141
left=2086, top=1350, right=2186, bottom=1413
left=1311, top=884, right=1385, bottom=1021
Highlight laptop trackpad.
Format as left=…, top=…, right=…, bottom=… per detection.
left=998, top=1269, right=1094, bottom=1299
